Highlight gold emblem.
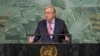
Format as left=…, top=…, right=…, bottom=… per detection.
left=40, top=45, right=58, bottom=56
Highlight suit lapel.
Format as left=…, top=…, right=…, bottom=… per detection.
left=53, top=18, right=58, bottom=36
left=43, top=20, right=48, bottom=34
left=44, top=20, right=52, bottom=39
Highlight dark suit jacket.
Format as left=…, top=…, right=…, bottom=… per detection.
left=33, top=18, right=69, bottom=43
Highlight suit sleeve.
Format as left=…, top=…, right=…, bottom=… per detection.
left=63, top=21, right=69, bottom=34
left=62, top=20, right=70, bottom=40
left=33, top=22, right=41, bottom=42
left=58, top=19, right=69, bottom=43
left=63, top=21, right=71, bottom=43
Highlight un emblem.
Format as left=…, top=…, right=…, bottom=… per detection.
left=40, top=45, right=58, bottom=56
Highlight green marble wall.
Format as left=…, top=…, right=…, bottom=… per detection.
left=0, top=0, right=100, bottom=43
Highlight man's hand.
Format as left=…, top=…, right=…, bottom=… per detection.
left=28, top=36, right=35, bottom=44
left=65, top=36, right=70, bottom=43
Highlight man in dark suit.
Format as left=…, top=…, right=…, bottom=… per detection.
left=29, top=5, right=70, bottom=43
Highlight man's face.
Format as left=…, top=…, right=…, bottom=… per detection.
left=44, top=8, right=56, bottom=21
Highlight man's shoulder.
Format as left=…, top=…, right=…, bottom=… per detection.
left=38, top=20, right=46, bottom=24
left=55, top=18, right=65, bottom=23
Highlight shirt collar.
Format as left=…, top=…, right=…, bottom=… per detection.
left=47, top=18, right=55, bottom=24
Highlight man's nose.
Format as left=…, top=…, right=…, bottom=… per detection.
left=45, top=14, right=48, bottom=17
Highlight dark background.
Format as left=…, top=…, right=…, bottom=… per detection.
left=0, top=44, right=100, bottom=56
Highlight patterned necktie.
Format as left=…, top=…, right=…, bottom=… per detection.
left=48, top=22, right=52, bottom=39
